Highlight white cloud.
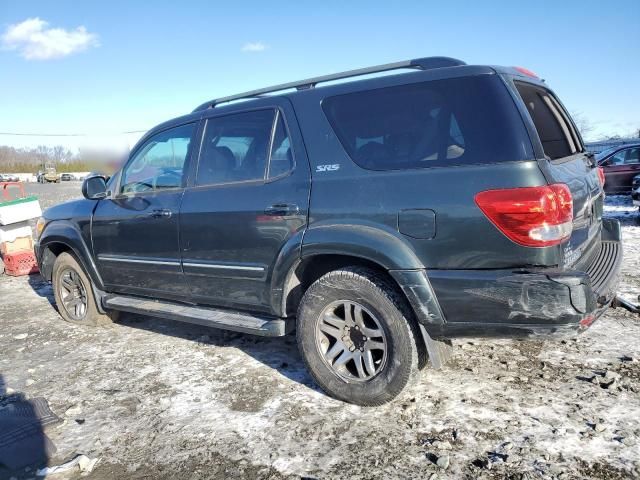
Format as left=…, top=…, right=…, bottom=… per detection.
left=1, top=17, right=99, bottom=60
left=241, top=41, right=268, bottom=53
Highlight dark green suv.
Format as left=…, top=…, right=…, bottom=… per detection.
left=35, top=57, right=622, bottom=405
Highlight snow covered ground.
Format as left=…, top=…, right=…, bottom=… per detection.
left=0, top=187, right=639, bottom=479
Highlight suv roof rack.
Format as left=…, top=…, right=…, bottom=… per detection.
left=193, top=56, right=466, bottom=112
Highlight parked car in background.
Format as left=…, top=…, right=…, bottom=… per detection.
left=632, top=174, right=640, bottom=208
left=61, top=173, right=73, bottom=181
left=596, top=144, right=640, bottom=194
left=36, top=57, right=621, bottom=405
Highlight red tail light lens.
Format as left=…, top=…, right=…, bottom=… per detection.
left=475, top=184, right=573, bottom=247
left=597, top=166, right=606, bottom=187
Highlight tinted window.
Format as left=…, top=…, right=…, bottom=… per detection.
left=624, top=148, right=640, bottom=164
left=197, top=110, right=275, bottom=186
left=268, top=112, right=294, bottom=178
left=322, top=75, right=532, bottom=170
left=516, top=82, right=582, bottom=159
left=121, top=123, right=195, bottom=194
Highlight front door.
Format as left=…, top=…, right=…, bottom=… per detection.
left=603, top=147, right=640, bottom=194
left=179, top=105, right=310, bottom=312
left=92, top=122, right=198, bottom=300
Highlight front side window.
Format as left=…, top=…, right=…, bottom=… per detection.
left=120, top=123, right=195, bottom=194
left=624, top=148, right=640, bottom=164
left=322, top=75, right=532, bottom=170
left=609, top=151, right=626, bottom=165
left=595, top=147, right=618, bottom=161
left=197, top=110, right=275, bottom=186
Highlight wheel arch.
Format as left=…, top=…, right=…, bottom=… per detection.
left=271, top=222, right=424, bottom=318
left=279, top=253, right=391, bottom=318
left=38, top=220, right=104, bottom=291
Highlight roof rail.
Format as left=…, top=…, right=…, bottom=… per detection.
left=192, top=56, right=465, bottom=112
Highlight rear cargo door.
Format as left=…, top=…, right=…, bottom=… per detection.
left=514, top=81, right=603, bottom=267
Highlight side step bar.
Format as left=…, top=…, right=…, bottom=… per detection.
left=104, top=295, right=291, bottom=336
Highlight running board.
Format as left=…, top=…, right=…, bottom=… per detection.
left=103, top=295, right=291, bottom=336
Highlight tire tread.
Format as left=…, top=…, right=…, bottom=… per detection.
left=297, top=266, right=419, bottom=406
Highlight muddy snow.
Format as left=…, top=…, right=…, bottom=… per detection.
left=1, top=184, right=639, bottom=479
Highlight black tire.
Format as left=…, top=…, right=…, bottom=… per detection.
left=52, top=252, right=116, bottom=326
left=296, top=267, right=419, bottom=406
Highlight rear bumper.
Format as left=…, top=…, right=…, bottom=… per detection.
left=394, top=218, right=623, bottom=338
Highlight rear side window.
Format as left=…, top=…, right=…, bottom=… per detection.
left=515, top=82, right=583, bottom=160
left=197, top=110, right=274, bottom=185
left=322, top=75, right=532, bottom=170
left=268, top=111, right=294, bottom=178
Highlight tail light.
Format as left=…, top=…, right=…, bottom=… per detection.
left=475, top=184, right=573, bottom=247
left=597, top=166, right=606, bottom=187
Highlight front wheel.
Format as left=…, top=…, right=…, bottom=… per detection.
left=52, top=252, right=116, bottom=326
left=296, top=267, right=419, bottom=406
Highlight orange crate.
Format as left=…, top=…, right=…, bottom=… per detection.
left=2, top=250, right=39, bottom=276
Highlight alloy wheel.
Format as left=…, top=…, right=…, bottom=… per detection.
left=58, top=268, right=88, bottom=321
left=315, top=300, right=388, bottom=382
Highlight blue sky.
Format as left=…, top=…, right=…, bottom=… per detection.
left=0, top=0, right=638, bottom=151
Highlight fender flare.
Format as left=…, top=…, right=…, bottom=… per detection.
left=268, top=229, right=306, bottom=316
left=300, top=221, right=424, bottom=270
left=270, top=221, right=427, bottom=317
left=38, top=220, right=105, bottom=291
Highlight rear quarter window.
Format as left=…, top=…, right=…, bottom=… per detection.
left=322, top=75, right=533, bottom=170
left=515, top=81, right=583, bottom=160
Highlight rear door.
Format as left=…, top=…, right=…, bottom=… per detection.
left=92, top=122, right=197, bottom=300
left=179, top=102, right=310, bottom=312
left=513, top=81, right=602, bottom=267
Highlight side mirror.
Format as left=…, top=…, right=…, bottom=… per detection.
left=82, top=175, right=108, bottom=200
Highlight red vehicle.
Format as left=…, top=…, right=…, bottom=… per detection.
left=596, top=144, right=640, bottom=194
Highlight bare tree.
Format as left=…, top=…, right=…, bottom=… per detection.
left=0, top=144, right=84, bottom=173
left=570, top=111, right=594, bottom=140
left=52, top=145, right=71, bottom=163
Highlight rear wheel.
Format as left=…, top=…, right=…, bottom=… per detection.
left=296, top=267, right=418, bottom=406
left=52, top=252, right=116, bottom=326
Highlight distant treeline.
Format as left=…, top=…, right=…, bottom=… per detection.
left=0, top=145, right=96, bottom=173
left=0, top=146, right=107, bottom=174
left=0, top=145, right=72, bottom=172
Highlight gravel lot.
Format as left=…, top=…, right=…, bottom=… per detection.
left=1, top=183, right=639, bottom=479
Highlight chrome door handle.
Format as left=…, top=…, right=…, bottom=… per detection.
left=149, top=209, right=172, bottom=218
left=264, top=203, right=299, bottom=216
